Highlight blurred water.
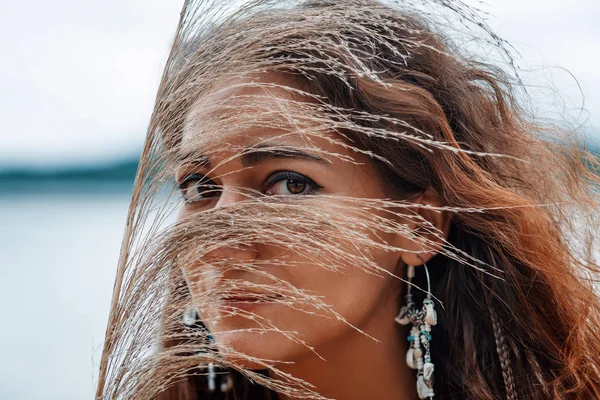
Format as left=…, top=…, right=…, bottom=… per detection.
left=0, top=187, right=132, bottom=400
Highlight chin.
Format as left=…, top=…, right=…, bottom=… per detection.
left=200, top=302, right=334, bottom=370
left=212, top=329, right=303, bottom=370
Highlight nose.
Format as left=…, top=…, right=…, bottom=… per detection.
left=198, top=232, right=259, bottom=295
left=203, top=239, right=259, bottom=263
left=203, top=185, right=260, bottom=264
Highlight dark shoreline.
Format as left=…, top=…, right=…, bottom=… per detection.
left=1, top=145, right=598, bottom=193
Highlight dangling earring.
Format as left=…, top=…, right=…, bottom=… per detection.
left=207, top=362, right=216, bottom=392
left=395, top=263, right=437, bottom=400
left=182, top=307, right=199, bottom=327
left=182, top=307, right=233, bottom=393
left=206, top=359, right=233, bottom=393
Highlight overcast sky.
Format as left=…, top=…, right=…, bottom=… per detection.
left=0, top=0, right=598, bottom=169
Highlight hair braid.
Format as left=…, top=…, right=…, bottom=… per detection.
left=490, top=308, right=518, bottom=400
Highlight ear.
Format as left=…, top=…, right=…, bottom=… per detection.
left=393, top=189, right=452, bottom=266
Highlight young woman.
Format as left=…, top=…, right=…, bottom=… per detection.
left=96, top=1, right=600, bottom=399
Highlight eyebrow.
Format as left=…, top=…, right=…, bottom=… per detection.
left=179, top=144, right=332, bottom=169
left=240, top=145, right=332, bottom=168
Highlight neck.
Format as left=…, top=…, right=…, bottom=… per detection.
left=269, top=299, right=417, bottom=400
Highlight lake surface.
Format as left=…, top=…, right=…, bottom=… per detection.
left=0, top=187, right=132, bottom=400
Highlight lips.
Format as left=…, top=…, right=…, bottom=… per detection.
left=219, top=292, right=284, bottom=312
left=221, top=293, right=283, bottom=303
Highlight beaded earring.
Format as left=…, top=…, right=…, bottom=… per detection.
left=395, top=263, right=437, bottom=399
left=182, top=308, right=233, bottom=393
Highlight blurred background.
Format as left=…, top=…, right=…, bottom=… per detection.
left=0, top=0, right=598, bottom=399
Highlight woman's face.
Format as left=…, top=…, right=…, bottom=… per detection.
left=176, top=74, right=409, bottom=368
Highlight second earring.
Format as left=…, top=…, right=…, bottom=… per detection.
left=395, top=263, right=437, bottom=400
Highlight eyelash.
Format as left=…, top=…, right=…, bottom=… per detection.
left=177, top=171, right=323, bottom=204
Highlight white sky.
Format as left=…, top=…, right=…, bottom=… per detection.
left=0, top=0, right=598, bottom=168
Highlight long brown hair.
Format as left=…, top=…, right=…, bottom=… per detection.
left=97, top=1, right=600, bottom=399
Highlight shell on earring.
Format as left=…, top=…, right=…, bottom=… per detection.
left=423, top=362, right=435, bottom=385
left=424, top=300, right=437, bottom=326
left=395, top=305, right=411, bottom=325
left=406, top=348, right=417, bottom=369
left=417, top=375, right=434, bottom=399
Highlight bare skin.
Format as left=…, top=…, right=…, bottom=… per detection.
left=177, top=73, right=451, bottom=400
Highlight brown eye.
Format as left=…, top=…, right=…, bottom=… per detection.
left=178, top=174, right=220, bottom=203
left=286, top=179, right=306, bottom=194
left=264, top=171, right=322, bottom=196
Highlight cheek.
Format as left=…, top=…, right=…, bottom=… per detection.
left=262, top=237, right=398, bottom=334
left=298, top=258, right=396, bottom=323
left=264, top=220, right=400, bottom=321
left=292, top=230, right=401, bottom=329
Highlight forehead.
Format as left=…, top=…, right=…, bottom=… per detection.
left=181, top=73, right=315, bottom=152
